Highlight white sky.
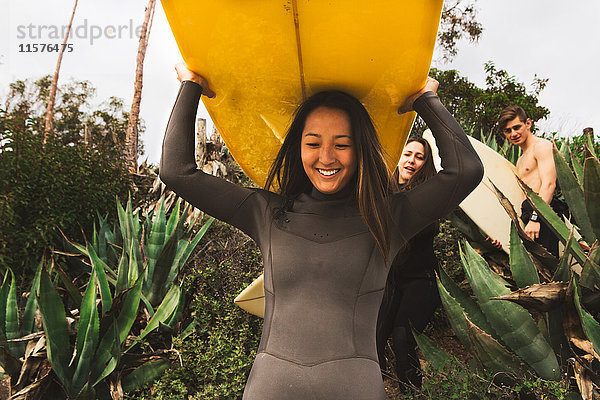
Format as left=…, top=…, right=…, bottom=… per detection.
left=1, top=0, right=599, bottom=165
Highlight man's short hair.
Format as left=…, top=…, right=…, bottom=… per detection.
left=497, top=105, right=528, bottom=131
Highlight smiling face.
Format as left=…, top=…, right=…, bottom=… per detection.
left=301, top=106, right=357, bottom=194
left=503, top=116, right=532, bottom=146
left=398, top=141, right=426, bottom=184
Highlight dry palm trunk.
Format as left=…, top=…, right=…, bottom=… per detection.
left=43, top=0, right=78, bottom=145
left=125, top=0, right=156, bottom=174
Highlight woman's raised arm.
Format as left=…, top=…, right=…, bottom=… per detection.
left=159, top=66, right=267, bottom=238
left=392, top=80, right=484, bottom=240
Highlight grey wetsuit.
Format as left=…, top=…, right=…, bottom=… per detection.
left=160, top=81, right=483, bottom=400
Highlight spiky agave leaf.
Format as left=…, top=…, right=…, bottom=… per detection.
left=438, top=267, right=496, bottom=336
left=5, top=269, right=23, bottom=357
left=585, top=135, right=598, bottom=159
left=488, top=181, right=556, bottom=270
left=436, top=270, right=495, bottom=350
left=22, top=261, right=43, bottom=337
left=491, top=282, right=567, bottom=313
left=95, top=212, right=111, bottom=263
left=90, top=277, right=142, bottom=386
left=71, top=270, right=100, bottom=396
left=580, top=246, right=600, bottom=290
left=144, top=198, right=167, bottom=291
left=167, top=217, right=214, bottom=288
left=146, top=231, right=179, bottom=306
left=562, top=283, right=600, bottom=364
left=569, top=148, right=585, bottom=185
left=87, top=245, right=113, bottom=315
left=90, top=317, right=121, bottom=387
left=54, top=263, right=83, bottom=308
left=164, top=199, right=181, bottom=239
left=127, top=241, right=139, bottom=288
left=37, top=268, right=73, bottom=394
left=517, top=177, right=587, bottom=266
left=509, top=222, right=540, bottom=288
left=583, top=155, right=600, bottom=242
left=163, top=284, right=185, bottom=329
left=412, top=328, right=452, bottom=372
left=554, top=148, right=596, bottom=245
left=117, top=197, right=142, bottom=268
left=0, top=272, right=9, bottom=349
left=115, top=247, right=130, bottom=295
left=465, top=317, right=526, bottom=376
left=121, top=359, right=170, bottom=393
left=553, top=233, right=576, bottom=282
left=436, top=277, right=471, bottom=348
left=572, top=278, right=600, bottom=360
left=0, top=272, right=22, bottom=376
left=461, top=241, right=560, bottom=380
left=125, top=285, right=181, bottom=353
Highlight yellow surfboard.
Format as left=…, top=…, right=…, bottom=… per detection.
left=160, top=0, right=443, bottom=186
left=161, top=1, right=444, bottom=317
left=234, top=274, right=266, bottom=318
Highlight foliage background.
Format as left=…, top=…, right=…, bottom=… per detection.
left=0, top=78, right=133, bottom=272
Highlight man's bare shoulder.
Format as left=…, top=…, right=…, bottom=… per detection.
left=532, top=136, right=554, bottom=157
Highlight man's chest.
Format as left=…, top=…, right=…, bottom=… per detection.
left=516, top=152, right=538, bottom=178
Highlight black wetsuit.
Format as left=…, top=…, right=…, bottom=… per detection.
left=520, top=197, right=565, bottom=257
left=376, top=222, right=440, bottom=388
left=160, top=81, right=483, bottom=400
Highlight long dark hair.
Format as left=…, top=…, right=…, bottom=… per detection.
left=393, top=137, right=437, bottom=191
left=264, top=90, right=394, bottom=260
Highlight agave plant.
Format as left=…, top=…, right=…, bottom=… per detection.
left=0, top=262, right=44, bottom=394
left=419, top=141, right=600, bottom=397
left=0, top=195, right=213, bottom=399
left=479, top=130, right=521, bottom=166
left=71, top=196, right=213, bottom=308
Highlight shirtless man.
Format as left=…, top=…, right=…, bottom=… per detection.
left=498, top=105, right=561, bottom=256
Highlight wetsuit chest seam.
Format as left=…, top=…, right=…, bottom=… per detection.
left=257, top=351, right=378, bottom=367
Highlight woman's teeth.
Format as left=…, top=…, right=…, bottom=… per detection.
left=318, top=168, right=340, bottom=176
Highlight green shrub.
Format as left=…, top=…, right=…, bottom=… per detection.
left=0, top=79, right=133, bottom=273
left=392, top=357, right=570, bottom=400
left=132, top=220, right=263, bottom=400
left=434, top=219, right=465, bottom=284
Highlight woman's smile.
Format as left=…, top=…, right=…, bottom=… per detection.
left=317, top=168, right=341, bottom=177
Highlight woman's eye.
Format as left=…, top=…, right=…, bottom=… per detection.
left=336, top=144, right=350, bottom=149
left=305, top=142, right=319, bottom=148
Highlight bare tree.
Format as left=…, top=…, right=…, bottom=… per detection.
left=43, top=0, right=78, bottom=145
left=125, top=0, right=156, bottom=174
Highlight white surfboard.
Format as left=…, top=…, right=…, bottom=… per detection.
left=423, top=130, right=525, bottom=253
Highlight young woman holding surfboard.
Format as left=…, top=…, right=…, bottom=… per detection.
left=376, top=138, right=440, bottom=391
left=160, top=64, right=483, bottom=400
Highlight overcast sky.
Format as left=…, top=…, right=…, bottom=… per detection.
left=1, top=0, right=599, bottom=165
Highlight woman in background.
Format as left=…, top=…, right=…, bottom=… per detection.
left=376, top=137, right=440, bottom=391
